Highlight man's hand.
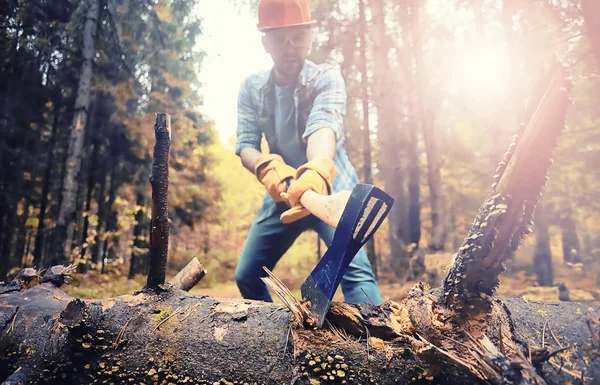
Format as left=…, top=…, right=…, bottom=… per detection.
left=279, top=157, right=336, bottom=223
left=279, top=127, right=338, bottom=224
left=254, top=153, right=296, bottom=203
left=280, top=157, right=335, bottom=206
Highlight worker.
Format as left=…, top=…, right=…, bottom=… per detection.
left=233, top=0, right=382, bottom=306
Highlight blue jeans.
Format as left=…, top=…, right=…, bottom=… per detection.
left=234, top=203, right=382, bottom=305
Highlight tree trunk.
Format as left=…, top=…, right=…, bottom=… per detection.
left=145, top=113, right=171, bottom=290
left=72, top=96, right=99, bottom=256
left=581, top=0, right=600, bottom=69
left=1, top=276, right=598, bottom=385
left=560, top=210, right=581, bottom=264
left=92, top=149, right=109, bottom=267
left=358, top=0, right=377, bottom=277
left=533, top=203, right=553, bottom=287
left=371, top=0, right=411, bottom=280
left=128, top=166, right=148, bottom=280
left=410, top=0, right=445, bottom=251
left=32, top=94, right=62, bottom=268
left=99, top=156, right=120, bottom=274
left=79, top=122, right=99, bottom=262
left=51, top=0, right=99, bottom=265
left=403, top=1, right=421, bottom=248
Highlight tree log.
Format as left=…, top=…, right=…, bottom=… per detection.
left=167, top=258, right=206, bottom=292
left=0, top=279, right=598, bottom=385
left=146, top=113, right=171, bottom=291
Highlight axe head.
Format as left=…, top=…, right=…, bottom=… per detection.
left=300, top=184, right=394, bottom=328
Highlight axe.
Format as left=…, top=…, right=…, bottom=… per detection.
left=289, top=184, right=394, bottom=328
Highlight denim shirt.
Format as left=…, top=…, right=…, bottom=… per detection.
left=235, top=59, right=361, bottom=223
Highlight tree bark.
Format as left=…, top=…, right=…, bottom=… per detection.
left=1, top=276, right=598, bottom=385
left=51, top=0, right=99, bottom=265
left=145, top=113, right=171, bottom=290
left=358, top=0, right=377, bottom=277
left=533, top=203, right=553, bottom=287
left=167, top=258, right=206, bottom=292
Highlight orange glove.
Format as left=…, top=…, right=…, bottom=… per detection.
left=280, top=158, right=336, bottom=223
left=254, top=154, right=296, bottom=203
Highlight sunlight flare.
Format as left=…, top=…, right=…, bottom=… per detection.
left=448, top=42, right=511, bottom=99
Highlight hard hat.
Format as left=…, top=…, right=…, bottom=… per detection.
left=257, top=0, right=317, bottom=31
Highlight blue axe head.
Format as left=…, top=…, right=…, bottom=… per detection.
left=300, top=183, right=394, bottom=328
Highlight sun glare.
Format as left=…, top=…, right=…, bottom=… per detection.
left=193, top=2, right=272, bottom=146
left=446, top=43, right=511, bottom=100
left=194, top=2, right=513, bottom=143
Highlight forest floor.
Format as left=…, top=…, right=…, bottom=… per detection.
left=62, top=251, right=600, bottom=306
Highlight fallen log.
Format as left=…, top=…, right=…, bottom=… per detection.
left=0, top=279, right=598, bottom=384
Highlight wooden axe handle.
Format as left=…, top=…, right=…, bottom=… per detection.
left=298, top=190, right=352, bottom=229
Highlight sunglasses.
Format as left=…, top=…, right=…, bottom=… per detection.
left=264, top=29, right=311, bottom=49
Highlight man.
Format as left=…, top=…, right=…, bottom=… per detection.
left=234, top=0, right=382, bottom=306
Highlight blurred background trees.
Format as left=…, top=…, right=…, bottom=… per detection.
left=0, top=0, right=217, bottom=279
left=0, top=0, right=598, bottom=302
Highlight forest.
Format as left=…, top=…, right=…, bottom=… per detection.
left=1, top=0, right=599, bottom=384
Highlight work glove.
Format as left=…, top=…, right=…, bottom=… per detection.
left=254, top=153, right=296, bottom=203
left=279, top=157, right=336, bottom=224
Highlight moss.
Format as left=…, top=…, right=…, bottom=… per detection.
left=153, top=309, right=172, bottom=323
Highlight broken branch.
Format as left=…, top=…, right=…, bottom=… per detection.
left=168, top=257, right=206, bottom=292
left=145, top=112, right=171, bottom=291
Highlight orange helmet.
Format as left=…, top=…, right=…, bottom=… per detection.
left=257, top=0, right=317, bottom=31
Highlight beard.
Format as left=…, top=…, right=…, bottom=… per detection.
left=276, top=55, right=303, bottom=78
